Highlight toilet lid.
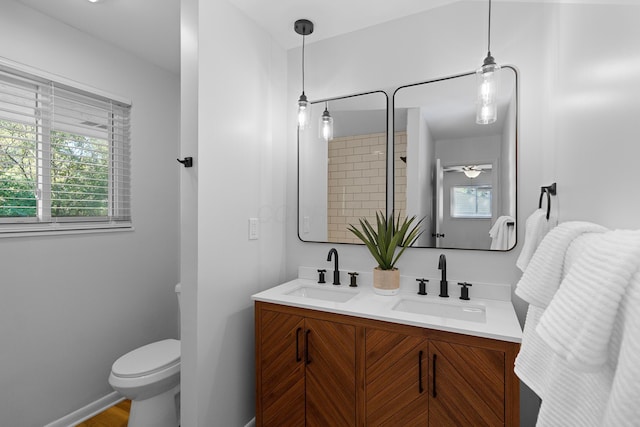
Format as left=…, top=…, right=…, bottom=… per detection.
left=112, top=339, right=180, bottom=378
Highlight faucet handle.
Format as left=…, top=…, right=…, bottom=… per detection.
left=348, top=272, right=359, bottom=287
left=317, top=269, right=326, bottom=284
left=416, top=278, right=429, bottom=295
left=457, top=282, right=472, bottom=300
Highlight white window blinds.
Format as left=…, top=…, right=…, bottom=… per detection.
left=0, top=62, right=131, bottom=235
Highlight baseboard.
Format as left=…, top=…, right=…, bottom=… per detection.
left=43, top=391, right=124, bottom=427
left=244, top=417, right=256, bottom=427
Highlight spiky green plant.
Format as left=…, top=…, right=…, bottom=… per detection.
left=348, top=211, right=423, bottom=270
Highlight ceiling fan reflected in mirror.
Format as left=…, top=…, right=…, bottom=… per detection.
left=443, top=164, right=492, bottom=179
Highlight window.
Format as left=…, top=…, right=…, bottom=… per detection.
left=0, top=62, right=131, bottom=235
left=451, top=185, right=492, bottom=219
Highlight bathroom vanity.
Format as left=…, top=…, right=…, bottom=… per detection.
left=253, top=269, right=522, bottom=426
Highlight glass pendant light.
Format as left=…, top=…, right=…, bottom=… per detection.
left=319, top=101, right=334, bottom=141
left=295, top=19, right=314, bottom=130
left=476, top=0, right=500, bottom=125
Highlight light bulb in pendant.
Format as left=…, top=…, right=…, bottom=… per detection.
left=319, top=104, right=333, bottom=141
left=297, top=92, right=310, bottom=129
left=476, top=57, right=500, bottom=124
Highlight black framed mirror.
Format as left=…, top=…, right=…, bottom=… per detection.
left=298, top=90, right=388, bottom=244
left=393, top=66, right=518, bottom=251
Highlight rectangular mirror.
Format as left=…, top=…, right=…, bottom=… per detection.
left=393, top=66, right=517, bottom=250
left=298, top=91, right=388, bottom=244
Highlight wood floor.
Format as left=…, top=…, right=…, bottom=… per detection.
left=75, top=400, right=130, bottom=427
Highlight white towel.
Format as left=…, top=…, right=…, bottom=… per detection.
left=601, top=270, right=640, bottom=426
left=516, top=209, right=552, bottom=272
left=489, top=215, right=515, bottom=250
left=515, top=233, right=610, bottom=426
left=514, top=223, right=606, bottom=403
left=537, top=230, right=640, bottom=371
left=515, top=229, right=640, bottom=427
left=513, top=305, right=551, bottom=397
left=515, top=221, right=607, bottom=308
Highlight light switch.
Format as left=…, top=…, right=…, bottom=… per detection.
left=249, top=218, right=259, bottom=240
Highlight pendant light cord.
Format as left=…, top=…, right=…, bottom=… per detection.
left=487, top=0, right=492, bottom=55
left=301, top=34, right=306, bottom=93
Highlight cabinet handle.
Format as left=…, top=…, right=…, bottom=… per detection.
left=432, top=353, right=437, bottom=398
left=295, top=327, right=302, bottom=362
left=305, top=329, right=312, bottom=365
left=418, top=350, right=424, bottom=393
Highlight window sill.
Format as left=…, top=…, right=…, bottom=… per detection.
left=0, top=223, right=134, bottom=238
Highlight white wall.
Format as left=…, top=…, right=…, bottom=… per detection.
left=181, top=0, right=288, bottom=425
left=285, top=2, right=640, bottom=425
left=0, top=2, right=180, bottom=426
left=548, top=4, right=640, bottom=227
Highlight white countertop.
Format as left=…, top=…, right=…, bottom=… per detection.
left=252, top=267, right=523, bottom=343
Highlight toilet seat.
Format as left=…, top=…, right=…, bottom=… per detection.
left=112, top=339, right=180, bottom=378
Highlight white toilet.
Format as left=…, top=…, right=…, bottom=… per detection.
left=109, top=284, right=182, bottom=427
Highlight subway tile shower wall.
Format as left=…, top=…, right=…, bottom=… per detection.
left=327, top=132, right=406, bottom=243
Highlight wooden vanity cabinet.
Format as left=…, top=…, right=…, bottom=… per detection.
left=428, top=340, right=507, bottom=426
left=255, top=302, right=519, bottom=427
left=255, top=303, right=357, bottom=427
left=364, top=328, right=428, bottom=426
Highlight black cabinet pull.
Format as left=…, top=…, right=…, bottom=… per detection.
left=418, top=350, right=424, bottom=393
left=432, top=353, right=437, bottom=398
left=295, top=327, right=302, bottom=362
left=305, top=330, right=312, bottom=365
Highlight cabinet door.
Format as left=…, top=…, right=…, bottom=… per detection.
left=305, top=318, right=356, bottom=427
left=259, top=309, right=305, bottom=427
left=429, top=340, right=505, bottom=426
left=365, top=328, right=428, bottom=427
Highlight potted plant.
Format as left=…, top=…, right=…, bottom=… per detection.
left=348, top=211, right=423, bottom=295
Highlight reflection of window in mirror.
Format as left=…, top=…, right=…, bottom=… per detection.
left=451, top=186, right=492, bottom=219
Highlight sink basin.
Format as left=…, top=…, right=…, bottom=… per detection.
left=286, top=286, right=358, bottom=303
left=392, top=298, right=486, bottom=323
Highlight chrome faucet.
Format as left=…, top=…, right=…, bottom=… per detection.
left=438, top=254, right=449, bottom=297
left=327, top=248, right=340, bottom=285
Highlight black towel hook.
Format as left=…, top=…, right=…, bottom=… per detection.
left=538, top=182, right=557, bottom=220
left=177, top=157, right=193, bottom=168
